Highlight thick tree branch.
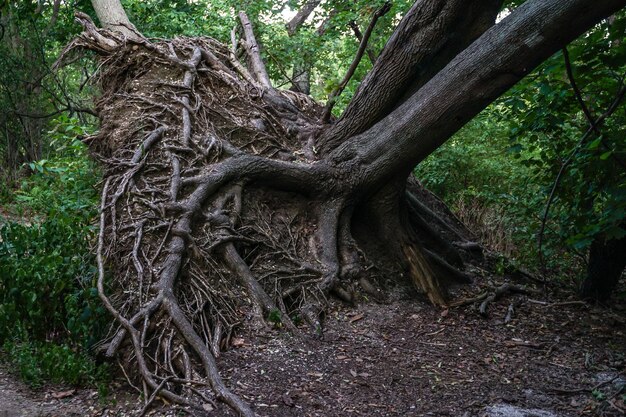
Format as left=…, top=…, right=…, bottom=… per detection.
left=286, top=0, right=321, bottom=35
left=338, top=0, right=626, bottom=192
left=317, top=0, right=503, bottom=154
left=238, top=11, right=272, bottom=88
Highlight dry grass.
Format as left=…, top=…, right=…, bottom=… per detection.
left=453, top=196, right=518, bottom=257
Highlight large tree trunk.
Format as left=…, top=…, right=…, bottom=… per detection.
left=65, top=0, right=626, bottom=415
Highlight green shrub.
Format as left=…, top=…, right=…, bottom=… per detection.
left=415, top=113, right=546, bottom=266
left=0, top=116, right=109, bottom=386
left=3, top=340, right=109, bottom=387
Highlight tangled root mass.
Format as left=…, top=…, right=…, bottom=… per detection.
left=66, top=14, right=479, bottom=416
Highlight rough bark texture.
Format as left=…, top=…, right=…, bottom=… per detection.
left=90, top=0, right=141, bottom=40
left=63, top=0, right=626, bottom=415
left=323, top=0, right=626, bottom=182
left=317, top=0, right=503, bottom=153
left=286, top=0, right=321, bottom=36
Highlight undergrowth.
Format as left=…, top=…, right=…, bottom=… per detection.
left=0, top=116, right=110, bottom=388
left=415, top=112, right=583, bottom=278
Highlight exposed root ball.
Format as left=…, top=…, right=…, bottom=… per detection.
left=66, top=13, right=478, bottom=416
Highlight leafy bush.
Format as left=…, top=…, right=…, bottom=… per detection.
left=415, top=113, right=545, bottom=264
left=0, top=116, right=108, bottom=387
left=417, top=11, right=626, bottom=283
left=3, top=341, right=109, bottom=387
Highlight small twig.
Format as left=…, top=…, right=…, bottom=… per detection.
left=321, top=2, right=391, bottom=122
left=139, top=377, right=172, bottom=416
left=551, top=375, right=619, bottom=395
left=117, top=359, right=143, bottom=396
left=479, top=283, right=536, bottom=317
left=348, top=21, right=378, bottom=65
left=449, top=292, right=489, bottom=307
left=562, top=47, right=599, bottom=134
left=504, top=301, right=515, bottom=324
left=527, top=299, right=587, bottom=308
left=563, top=49, right=626, bottom=168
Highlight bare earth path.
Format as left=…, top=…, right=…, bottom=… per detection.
left=1, top=287, right=625, bottom=416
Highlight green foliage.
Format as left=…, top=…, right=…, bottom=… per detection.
left=268, top=309, right=282, bottom=326
left=417, top=11, right=626, bottom=277
left=116, top=0, right=413, bottom=114
left=592, top=388, right=607, bottom=401
left=0, top=116, right=108, bottom=387
left=416, top=113, right=543, bottom=262
left=3, top=341, right=109, bottom=387
left=0, top=0, right=97, bottom=181
left=122, top=0, right=235, bottom=40
left=14, top=115, right=98, bottom=214
left=498, top=11, right=626, bottom=257
left=252, top=0, right=412, bottom=112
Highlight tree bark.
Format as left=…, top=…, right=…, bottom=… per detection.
left=90, top=0, right=140, bottom=40
left=326, top=0, right=626, bottom=190
left=286, top=0, right=321, bottom=36
left=317, top=0, right=503, bottom=153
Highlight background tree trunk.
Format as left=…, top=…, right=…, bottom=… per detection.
left=580, top=225, right=626, bottom=301
left=285, top=1, right=322, bottom=95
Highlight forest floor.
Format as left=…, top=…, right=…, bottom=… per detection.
left=1, top=281, right=625, bottom=417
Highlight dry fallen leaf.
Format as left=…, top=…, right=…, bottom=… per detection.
left=350, top=369, right=357, bottom=377
left=202, top=403, right=215, bottom=412
left=282, top=393, right=295, bottom=407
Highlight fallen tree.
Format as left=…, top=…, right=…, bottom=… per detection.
left=62, top=0, right=626, bottom=415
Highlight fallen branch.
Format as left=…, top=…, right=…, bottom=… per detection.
left=321, top=2, right=391, bottom=122
left=527, top=299, right=588, bottom=308
left=479, top=283, right=536, bottom=316
left=238, top=11, right=272, bottom=88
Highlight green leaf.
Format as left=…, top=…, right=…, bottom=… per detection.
left=599, top=151, right=612, bottom=160
left=587, top=137, right=602, bottom=150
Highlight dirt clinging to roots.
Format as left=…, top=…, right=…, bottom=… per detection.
left=63, top=16, right=396, bottom=415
